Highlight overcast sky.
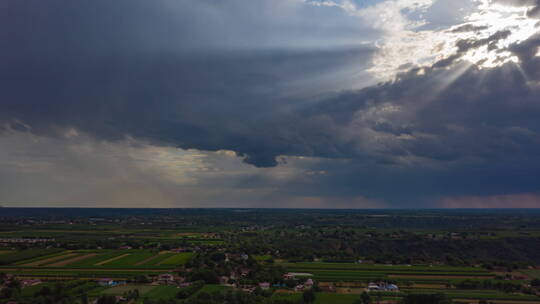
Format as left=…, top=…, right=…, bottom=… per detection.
left=1, top=0, right=540, bottom=208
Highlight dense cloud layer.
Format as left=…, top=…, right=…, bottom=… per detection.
left=0, top=0, right=376, bottom=167
left=1, top=0, right=540, bottom=206
left=0, top=48, right=375, bottom=167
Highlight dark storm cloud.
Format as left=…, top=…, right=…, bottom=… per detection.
left=2, top=1, right=540, bottom=169
left=0, top=0, right=372, bottom=56
left=213, top=30, right=540, bottom=204
left=0, top=0, right=375, bottom=167
left=277, top=33, right=540, bottom=204
left=2, top=0, right=540, bottom=206
left=0, top=47, right=374, bottom=167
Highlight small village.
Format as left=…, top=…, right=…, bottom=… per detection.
left=2, top=209, right=540, bottom=304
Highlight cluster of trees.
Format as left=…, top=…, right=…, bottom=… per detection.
left=95, top=295, right=117, bottom=304
left=301, top=290, right=315, bottom=304
left=0, top=279, right=100, bottom=304
left=124, top=288, right=140, bottom=301
left=352, top=292, right=371, bottom=304
left=224, top=228, right=540, bottom=265
left=0, top=277, right=20, bottom=299
left=187, top=269, right=220, bottom=284
left=32, top=284, right=76, bottom=304
left=182, top=251, right=285, bottom=286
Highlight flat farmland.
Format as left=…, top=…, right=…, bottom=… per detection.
left=389, top=274, right=494, bottom=279
left=0, top=268, right=166, bottom=279
left=136, top=252, right=175, bottom=266
left=2, top=249, right=195, bottom=279
left=100, top=251, right=158, bottom=267
left=95, top=253, right=130, bottom=266
left=67, top=251, right=127, bottom=267
left=48, top=253, right=98, bottom=267
left=157, top=252, right=193, bottom=266
left=19, top=282, right=57, bottom=297
left=143, top=285, right=181, bottom=300
left=100, top=284, right=156, bottom=295
left=272, top=292, right=359, bottom=304
left=271, top=292, right=301, bottom=302
left=282, top=262, right=493, bottom=282
left=22, top=252, right=78, bottom=266
left=284, top=263, right=488, bottom=272
left=412, top=283, right=448, bottom=289
left=378, top=290, right=540, bottom=302
left=49, top=250, right=174, bottom=268
left=272, top=291, right=540, bottom=304
left=315, top=293, right=362, bottom=304
left=192, top=284, right=231, bottom=296
left=440, top=290, right=540, bottom=302
left=0, top=248, right=64, bottom=265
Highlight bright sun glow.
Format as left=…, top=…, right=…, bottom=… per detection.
left=454, top=0, right=538, bottom=68
left=368, top=0, right=540, bottom=80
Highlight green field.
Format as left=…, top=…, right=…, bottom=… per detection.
left=39, top=253, right=86, bottom=266
left=195, top=284, right=231, bottom=294
left=185, top=240, right=224, bottom=245
left=282, top=262, right=492, bottom=282
left=67, top=251, right=127, bottom=267
left=0, top=269, right=165, bottom=278
left=315, top=293, right=361, bottom=304
left=102, top=252, right=155, bottom=267
left=284, top=263, right=488, bottom=273
left=98, top=284, right=230, bottom=302
left=272, top=292, right=301, bottom=302
left=2, top=249, right=186, bottom=270
left=277, top=261, right=538, bottom=302
left=272, top=291, right=540, bottom=304
left=0, top=249, right=65, bottom=265
left=0, top=249, right=191, bottom=279
left=13, top=250, right=69, bottom=265
left=144, top=285, right=181, bottom=299
left=368, top=290, right=540, bottom=302
left=139, top=252, right=176, bottom=266
left=158, top=252, right=194, bottom=266
left=272, top=292, right=358, bottom=304
left=254, top=255, right=273, bottom=261
left=100, top=284, right=156, bottom=295
left=19, top=282, right=57, bottom=297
